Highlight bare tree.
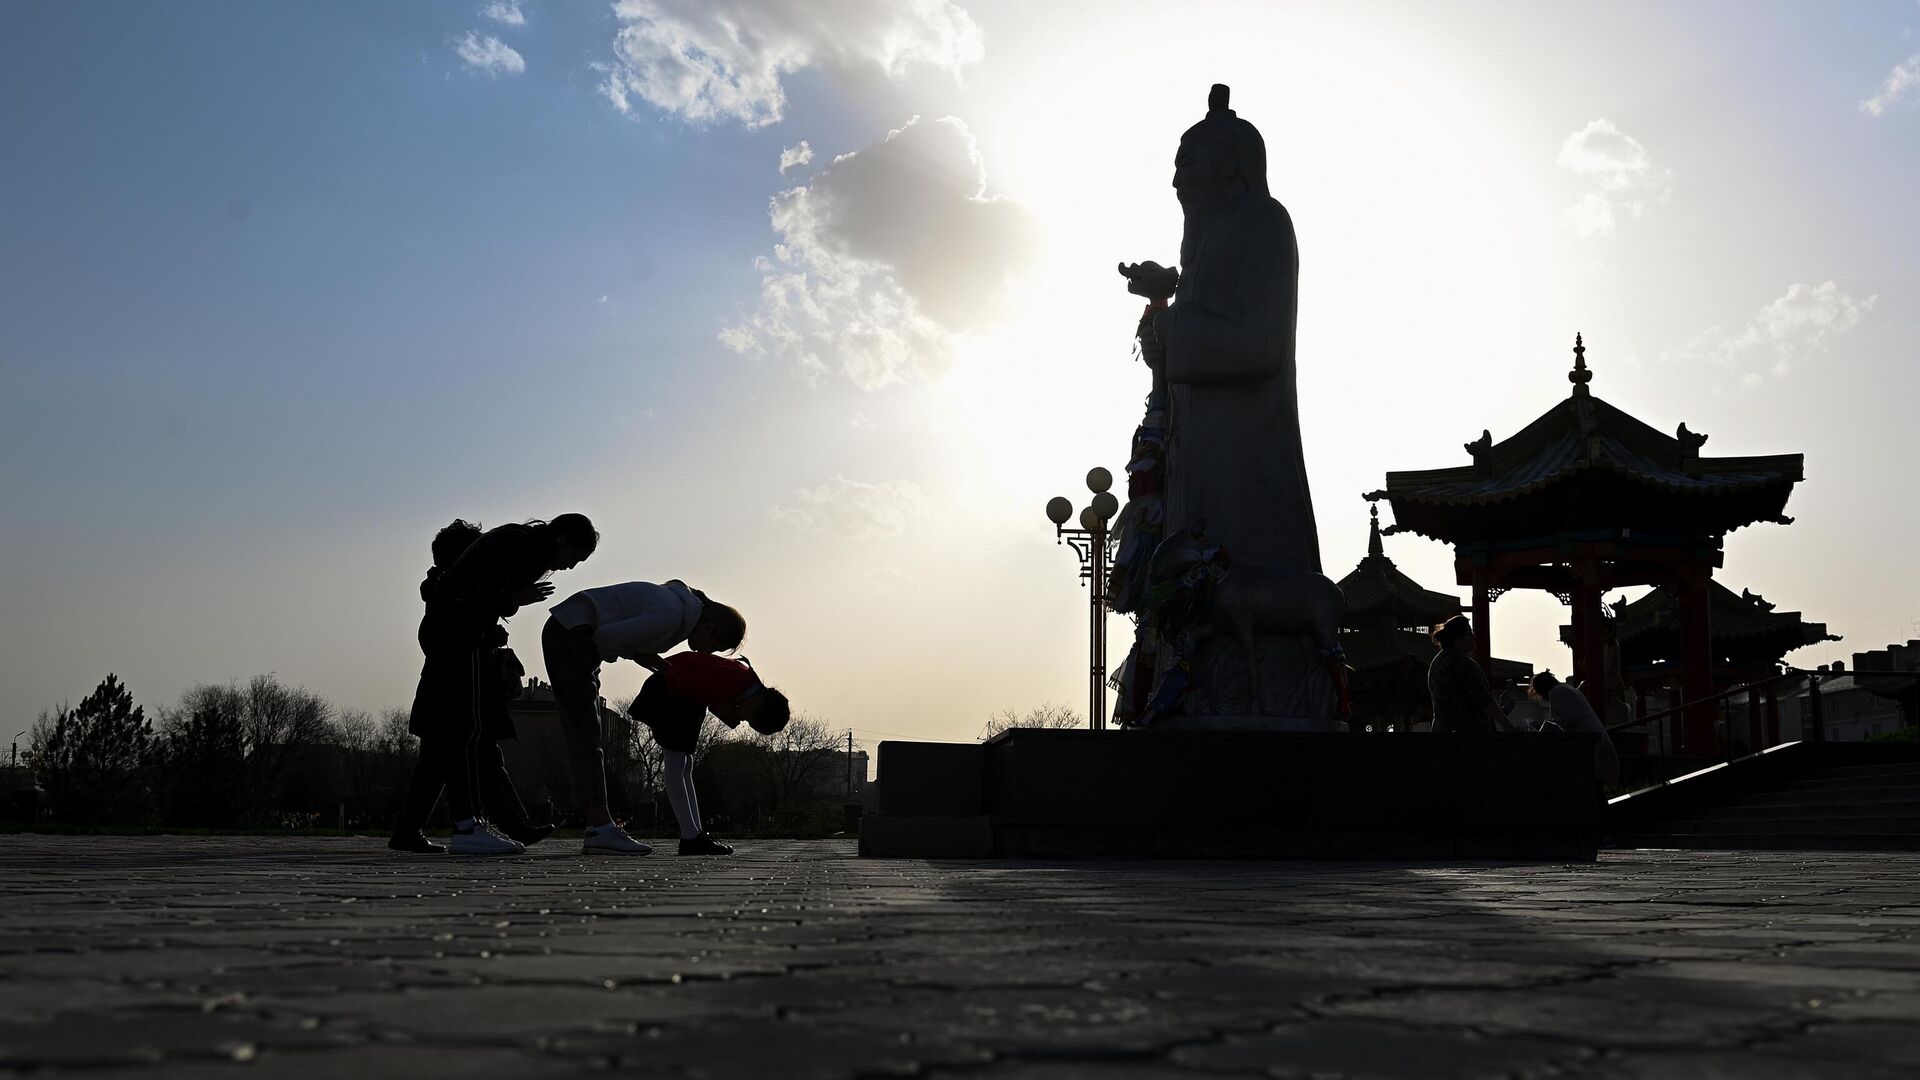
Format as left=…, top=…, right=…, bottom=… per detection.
left=240, top=674, right=333, bottom=807
left=980, top=702, right=1084, bottom=741
left=375, top=707, right=416, bottom=760
left=750, top=713, right=844, bottom=811
left=172, top=675, right=332, bottom=814
left=332, top=709, right=381, bottom=821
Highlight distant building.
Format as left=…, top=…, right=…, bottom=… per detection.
left=1777, top=642, right=1920, bottom=742
left=1778, top=671, right=1906, bottom=742
left=500, top=678, right=629, bottom=822
left=798, top=746, right=874, bottom=807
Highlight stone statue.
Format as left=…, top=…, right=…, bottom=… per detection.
left=1127, top=84, right=1342, bottom=725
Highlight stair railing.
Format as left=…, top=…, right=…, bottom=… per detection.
left=1605, top=669, right=1814, bottom=793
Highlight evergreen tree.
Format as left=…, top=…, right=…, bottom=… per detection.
left=31, top=674, right=157, bottom=824
left=162, top=703, right=250, bottom=827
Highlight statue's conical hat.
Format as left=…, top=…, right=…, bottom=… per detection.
left=1180, top=84, right=1268, bottom=197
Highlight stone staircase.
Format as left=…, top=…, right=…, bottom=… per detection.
left=1612, top=753, right=1920, bottom=851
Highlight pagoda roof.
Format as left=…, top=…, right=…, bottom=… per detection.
left=1342, top=627, right=1531, bottom=680
left=1368, top=335, right=1803, bottom=545
left=1336, top=505, right=1462, bottom=629
left=1558, top=582, right=1839, bottom=664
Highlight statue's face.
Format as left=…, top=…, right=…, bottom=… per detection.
left=1172, top=136, right=1241, bottom=215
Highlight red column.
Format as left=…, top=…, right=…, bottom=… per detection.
left=1471, top=568, right=1492, bottom=678
left=1572, top=560, right=1606, bottom=713
left=1765, top=686, right=1780, bottom=746
left=1749, top=683, right=1765, bottom=755
left=1678, top=568, right=1716, bottom=753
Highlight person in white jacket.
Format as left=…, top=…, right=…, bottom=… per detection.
left=1528, top=671, right=1621, bottom=791
left=543, top=580, right=745, bottom=854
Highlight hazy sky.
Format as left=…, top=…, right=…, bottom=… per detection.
left=4, top=1, right=1917, bottom=747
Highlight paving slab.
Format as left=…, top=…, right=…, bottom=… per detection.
left=0, top=837, right=1914, bottom=1077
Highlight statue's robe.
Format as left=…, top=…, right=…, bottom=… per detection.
left=1160, top=192, right=1321, bottom=577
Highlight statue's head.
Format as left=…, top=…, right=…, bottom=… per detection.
left=1173, top=84, right=1268, bottom=214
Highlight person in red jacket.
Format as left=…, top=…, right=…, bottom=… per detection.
left=635, top=651, right=789, bottom=855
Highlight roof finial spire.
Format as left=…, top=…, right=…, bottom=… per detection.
left=1569, top=331, right=1592, bottom=393
left=1367, top=501, right=1384, bottom=558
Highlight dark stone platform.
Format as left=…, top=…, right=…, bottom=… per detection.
left=861, top=730, right=1602, bottom=861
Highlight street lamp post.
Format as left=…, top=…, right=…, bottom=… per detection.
left=1046, top=468, right=1121, bottom=731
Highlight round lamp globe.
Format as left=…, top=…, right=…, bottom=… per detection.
left=1045, top=497, right=1074, bottom=525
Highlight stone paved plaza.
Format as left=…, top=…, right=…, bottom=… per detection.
left=0, top=837, right=1915, bottom=1078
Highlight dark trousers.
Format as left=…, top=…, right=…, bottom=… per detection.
left=541, top=616, right=608, bottom=809
left=394, top=739, right=529, bottom=833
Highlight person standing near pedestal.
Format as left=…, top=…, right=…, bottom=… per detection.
left=1428, top=616, right=1514, bottom=734
left=543, top=580, right=745, bottom=855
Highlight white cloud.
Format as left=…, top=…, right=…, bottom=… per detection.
left=779, top=141, right=814, bottom=175
left=452, top=31, right=525, bottom=76
left=597, top=0, right=981, bottom=128
left=721, top=115, right=1036, bottom=390
left=768, top=476, right=927, bottom=539
left=1556, top=119, right=1671, bottom=238
left=481, top=0, right=525, bottom=27
left=1668, top=281, right=1877, bottom=383
left=1861, top=52, right=1920, bottom=116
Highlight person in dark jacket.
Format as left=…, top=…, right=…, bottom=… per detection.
left=388, top=520, right=551, bottom=854
left=414, top=513, right=599, bottom=856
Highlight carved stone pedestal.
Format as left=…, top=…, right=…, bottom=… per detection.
left=1154, top=714, right=1342, bottom=733
left=859, top=729, right=1601, bottom=861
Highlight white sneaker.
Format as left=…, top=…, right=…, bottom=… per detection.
left=449, top=821, right=525, bottom=856
left=581, top=824, right=653, bottom=856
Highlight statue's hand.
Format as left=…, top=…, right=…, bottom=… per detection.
left=1117, top=261, right=1179, bottom=301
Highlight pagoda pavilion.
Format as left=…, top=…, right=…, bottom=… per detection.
left=1558, top=584, right=1838, bottom=748
left=1367, top=335, right=1805, bottom=753
left=1338, top=504, right=1532, bottom=732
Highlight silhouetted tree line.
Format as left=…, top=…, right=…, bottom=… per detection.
left=23, top=673, right=416, bottom=829
left=19, top=674, right=866, bottom=835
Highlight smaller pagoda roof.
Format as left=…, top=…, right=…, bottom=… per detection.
left=1337, top=505, right=1462, bottom=630
left=1368, top=335, right=1803, bottom=544
left=1341, top=627, right=1533, bottom=684
left=1557, top=582, right=1839, bottom=664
